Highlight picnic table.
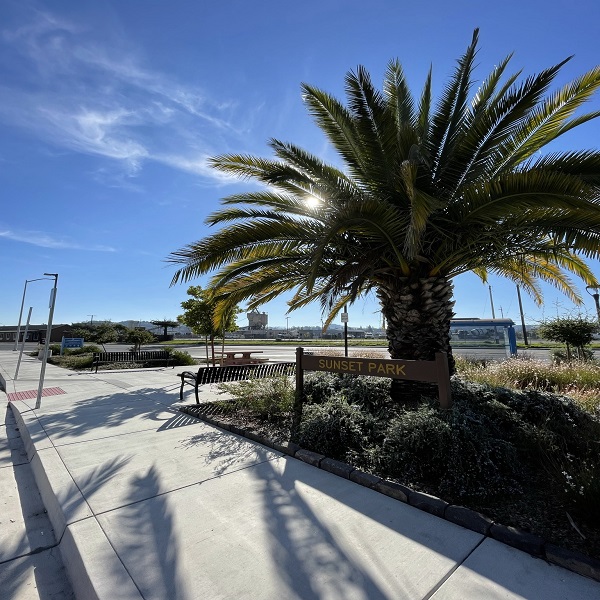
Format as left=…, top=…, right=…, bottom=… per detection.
left=215, top=350, right=267, bottom=366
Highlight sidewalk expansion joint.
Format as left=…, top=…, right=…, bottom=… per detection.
left=421, top=536, right=486, bottom=600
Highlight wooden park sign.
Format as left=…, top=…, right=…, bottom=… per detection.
left=294, top=345, right=451, bottom=414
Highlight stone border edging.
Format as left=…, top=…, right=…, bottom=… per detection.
left=179, top=404, right=600, bottom=583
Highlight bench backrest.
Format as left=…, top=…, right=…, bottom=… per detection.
left=93, top=351, right=169, bottom=361
left=196, top=362, right=295, bottom=384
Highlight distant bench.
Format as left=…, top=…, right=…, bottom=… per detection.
left=178, top=362, right=296, bottom=403
left=91, top=351, right=171, bottom=373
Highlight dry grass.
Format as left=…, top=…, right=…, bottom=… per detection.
left=455, top=356, right=600, bottom=413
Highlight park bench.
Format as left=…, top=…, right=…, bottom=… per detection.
left=178, top=361, right=296, bottom=403
left=91, top=350, right=172, bottom=373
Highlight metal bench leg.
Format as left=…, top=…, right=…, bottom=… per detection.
left=195, top=383, right=200, bottom=404
left=179, top=378, right=185, bottom=401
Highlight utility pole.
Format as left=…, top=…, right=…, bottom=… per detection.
left=516, top=285, right=529, bottom=346
left=88, top=314, right=95, bottom=326
left=488, top=285, right=496, bottom=318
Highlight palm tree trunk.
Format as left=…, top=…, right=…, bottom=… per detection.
left=377, top=275, right=455, bottom=405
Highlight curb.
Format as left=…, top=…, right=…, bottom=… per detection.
left=8, top=401, right=143, bottom=600
left=179, top=404, right=600, bottom=583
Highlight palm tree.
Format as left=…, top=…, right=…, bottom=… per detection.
left=168, top=30, right=600, bottom=395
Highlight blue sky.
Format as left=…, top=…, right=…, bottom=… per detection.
left=2, top=0, right=600, bottom=330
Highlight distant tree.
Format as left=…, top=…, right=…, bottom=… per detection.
left=125, top=328, right=157, bottom=352
left=178, top=286, right=240, bottom=365
left=71, top=322, right=117, bottom=351
left=538, top=315, right=599, bottom=360
left=150, top=319, right=180, bottom=340
left=113, top=323, right=129, bottom=342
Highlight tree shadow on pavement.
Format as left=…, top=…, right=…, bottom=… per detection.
left=112, top=465, right=187, bottom=600
left=16, top=387, right=200, bottom=444
left=179, top=427, right=280, bottom=477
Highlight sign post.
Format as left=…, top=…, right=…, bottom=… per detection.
left=341, top=308, right=349, bottom=357
left=60, top=337, right=84, bottom=355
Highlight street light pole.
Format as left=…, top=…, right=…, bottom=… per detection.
left=489, top=285, right=499, bottom=344
left=13, top=277, right=52, bottom=351
left=35, top=273, right=58, bottom=410
left=586, top=286, right=600, bottom=322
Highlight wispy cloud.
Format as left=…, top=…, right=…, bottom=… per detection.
left=0, top=229, right=117, bottom=252
left=0, top=7, right=249, bottom=183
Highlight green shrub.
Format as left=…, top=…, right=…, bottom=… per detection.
left=67, top=344, right=102, bottom=355
left=303, top=372, right=341, bottom=404
left=219, top=376, right=294, bottom=421
left=47, top=354, right=94, bottom=369
left=297, top=397, right=376, bottom=461
left=164, top=348, right=196, bottom=366
left=561, top=459, right=600, bottom=525
left=41, top=343, right=101, bottom=356
left=339, top=376, right=393, bottom=417
left=304, top=372, right=393, bottom=416
left=377, top=393, right=522, bottom=501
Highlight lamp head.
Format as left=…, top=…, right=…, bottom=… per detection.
left=586, top=285, right=600, bottom=297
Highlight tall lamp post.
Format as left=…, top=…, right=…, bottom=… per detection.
left=35, top=273, right=58, bottom=410
left=586, top=286, right=600, bottom=322
left=13, top=277, right=54, bottom=350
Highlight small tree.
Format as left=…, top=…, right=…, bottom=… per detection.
left=126, top=328, right=156, bottom=352
left=71, top=322, right=118, bottom=351
left=178, top=286, right=239, bottom=365
left=113, top=323, right=129, bottom=342
left=538, top=315, right=599, bottom=361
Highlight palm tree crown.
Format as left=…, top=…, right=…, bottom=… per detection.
left=168, top=30, right=600, bottom=370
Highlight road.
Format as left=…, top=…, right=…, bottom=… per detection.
left=175, top=344, right=559, bottom=363
left=0, top=341, right=559, bottom=363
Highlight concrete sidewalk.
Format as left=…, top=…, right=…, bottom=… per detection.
left=1, top=350, right=599, bottom=599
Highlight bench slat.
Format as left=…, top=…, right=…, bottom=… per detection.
left=92, top=351, right=171, bottom=372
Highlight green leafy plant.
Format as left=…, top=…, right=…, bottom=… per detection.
left=125, top=328, right=156, bottom=352
left=538, top=315, right=599, bottom=361
left=164, top=348, right=196, bottom=366
left=47, top=354, right=94, bottom=369
left=70, top=322, right=118, bottom=350
left=297, top=397, right=376, bottom=461
left=219, top=376, right=294, bottom=421
left=178, top=285, right=241, bottom=366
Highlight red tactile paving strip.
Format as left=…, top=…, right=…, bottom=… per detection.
left=7, top=387, right=66, bottom=402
